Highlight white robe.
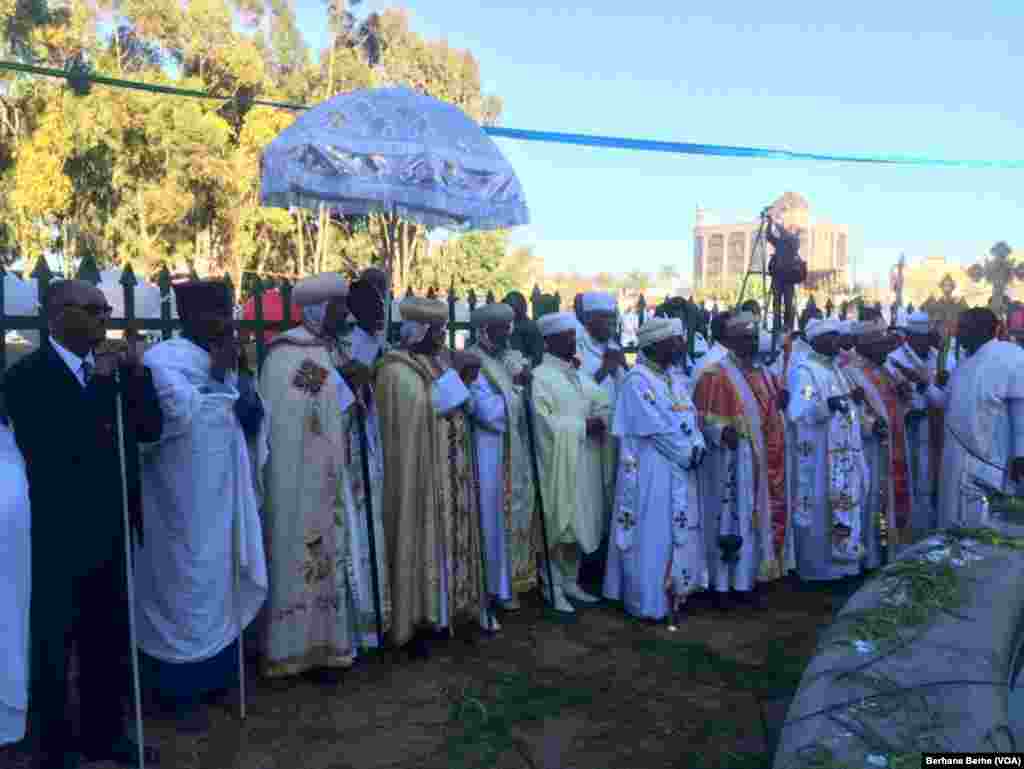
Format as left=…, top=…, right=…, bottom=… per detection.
left=605, top=364, right=706, bottom=619
left=0, top=424, right=29, bottom=744
left=136, top=338, right=268, bottom=663
left=468, top=370, right=513, bottom=599
left=578, top=327, right=626, bottom=421
left=843, top=363, right=910, bottom=569
left=531, top=354, right=613, bottom=559
left=257, top=329, right=363, bottom=675
left=787, top=354, right=869, bottom=580
left=886, top=344, right=940, bottom=531
left=936, top=339, right=1024, bottom=527
left=695, top=357, right=780, bottom=591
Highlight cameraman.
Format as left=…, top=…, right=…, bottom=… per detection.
left=765, top=212, right=803, bottom=333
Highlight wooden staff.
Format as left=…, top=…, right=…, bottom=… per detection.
left=522, top=380, right=558, bottom=610
left=114, top=369, right=147, bottom=768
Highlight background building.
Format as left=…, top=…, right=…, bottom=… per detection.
left=693, top=192, right=851, bottom=294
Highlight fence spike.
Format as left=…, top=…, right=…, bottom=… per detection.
left=467, top=289, right=477, bottom=311
left=76, top=253, right=101, bottom=285
left=223, top=273, right=234, bottom=301
left=119, top=262, right=138, bottom=287
left=30, top=255, right=52, bottom=282
left=189, top=264, right=200, bottom=281
left=405, top=286, right=414, bottom=298
left=531, top=285, right=541, bottom=301
left=427, top=285, right=437, bottom=299
left=485, top=290, right=495, bottom=304
left=157, top=264, right=172, bottom=295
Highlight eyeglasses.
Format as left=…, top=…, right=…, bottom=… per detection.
left=62, top=303, right=113, bottom=317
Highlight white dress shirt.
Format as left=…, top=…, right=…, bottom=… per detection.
left=49, top=338, right=95, bottom=388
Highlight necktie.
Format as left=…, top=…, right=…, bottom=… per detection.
left=80, top=361, right=93, bottom=385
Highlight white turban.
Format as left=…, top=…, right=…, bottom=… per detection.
left=906, top=311, right=930, bottom=335
left=470, top=302, right=514, bottom=327
left=581, top=292, right=617, bottom=314
left=398, top=296, right=447, bottom=347
left=293, top=273, right=348, bottom=306
left=637, top=317, right=678, bottom=349
left=806, top=318, right=841, bottom=341
left=294, top=273, right=349, bottom=338
left=537, top=312, right=577, bottom=337
left=724, top=311, right=758, bottom=335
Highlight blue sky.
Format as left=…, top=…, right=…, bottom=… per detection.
left=294, top=1, right=1024, bottom=286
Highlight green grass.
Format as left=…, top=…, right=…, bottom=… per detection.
left=631, top=636, right=809, bottom=694
left=444, top=671, right=596, bottom=769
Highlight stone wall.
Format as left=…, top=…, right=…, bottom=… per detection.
left=774, top=525, right=1024, bottom=768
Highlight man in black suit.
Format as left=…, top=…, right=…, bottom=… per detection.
left=2, top=279, right=163, bottom=769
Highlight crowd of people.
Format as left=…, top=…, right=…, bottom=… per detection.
left=0, top=270, right=1022, bottom=769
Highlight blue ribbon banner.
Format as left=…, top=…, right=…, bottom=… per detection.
left=483, top=127, right=1024, bottom=169
left=1, top=59, right=1022, bottom=169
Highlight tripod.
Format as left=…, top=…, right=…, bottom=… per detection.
left=736, top=211, right=781, bottom=353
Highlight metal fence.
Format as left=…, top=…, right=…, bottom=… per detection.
left=0, top=256, right=677, bottom=373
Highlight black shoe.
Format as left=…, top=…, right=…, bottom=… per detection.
left=407, top=633, right=431, bottom=660
left=80, top=736, right=160, bottom=766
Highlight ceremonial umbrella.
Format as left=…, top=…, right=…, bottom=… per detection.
left=260, top=86, right=542, bottom=632
left=260, top=86, right=528, bottom=232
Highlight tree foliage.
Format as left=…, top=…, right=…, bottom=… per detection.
left=0, top=0, right=530, bottom=301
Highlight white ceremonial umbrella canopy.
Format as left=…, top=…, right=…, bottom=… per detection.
left=260, top=87, right=529, bottom=231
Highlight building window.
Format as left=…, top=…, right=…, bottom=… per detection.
left=728, top=232, right=746, bottom=277
left=694, top=236, right=704, bottom=285
left=707, top=234, right=724, bottom=285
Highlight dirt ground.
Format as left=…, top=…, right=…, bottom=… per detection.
left=0, top=575, right=864, bottom=769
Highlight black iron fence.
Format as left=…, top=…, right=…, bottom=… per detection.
left=1, top=256, right=690, bottom=374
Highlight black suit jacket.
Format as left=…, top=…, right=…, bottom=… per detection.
left=2, top=342, right=163, bottom=575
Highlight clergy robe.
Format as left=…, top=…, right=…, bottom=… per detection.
left=692, top=342, right=728, bottom=382
left=787, top=353, right=869, bottom=580
left=936, top=339, right=1024, bottom=527
left=337, top=326, right=391, bottom=647
left=137, top=339, right=268, bottom=688
left=530, top=353, right=613, bottom=581
left=375, top=351, right=486, bottom=646
left=577, top=327, right=624, bottom=493
left=886, top=344, right=941, bottom=532
left=693, top=355, right=787, bottom=591
left=842, top=359, right=912, bottom=567
left=605, top=363, right=706, bottom=619
left=0, top=423, right=29, bottom=744
left=466, top=343, right=537, bottom=600
left=257, top=327, right=367, bottom=677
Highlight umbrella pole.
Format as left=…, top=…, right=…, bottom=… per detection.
left=356, top=403, right=386, bottom=650
left=114, top=374, right=146, bottom=769
left=523, top=380, right=559, bottom=612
